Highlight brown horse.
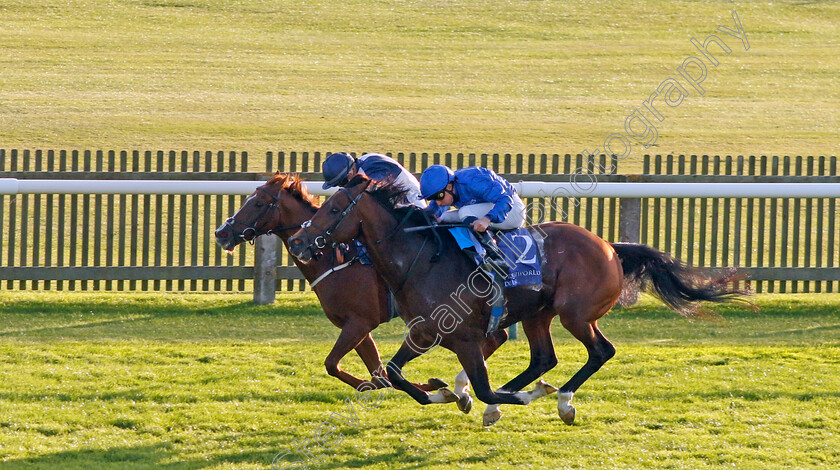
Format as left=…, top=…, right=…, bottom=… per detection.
left=288, top=175, right=749, bottom=425
left=215, top=173, right=452, bottom=395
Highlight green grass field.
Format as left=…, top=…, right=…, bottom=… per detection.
left=1, top=291, right=838, bottom=469
left=1, top=1, right=839, bottom=468
left=1, top=1, right=838, bottom=168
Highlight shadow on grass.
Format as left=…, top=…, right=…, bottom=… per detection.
left=0, top=316, right=154, bottom=338
left=312, top=445, right=498, bottom=469
left=0, top=296, right=324, bottom=318
left=0, top=292, right=334, bottom=341
left=747, top=322, right=840, bottom=337
left=1, top=442, right=282, bottom=470
left=0, top=387, right=350, bottom=405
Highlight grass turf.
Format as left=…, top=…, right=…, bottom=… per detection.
left=0, top=1, right=838, bottom=168
left=0, top=291, right=838, bottom=469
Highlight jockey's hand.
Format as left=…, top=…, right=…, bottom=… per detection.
left=471, top=217, right=492, bottom=232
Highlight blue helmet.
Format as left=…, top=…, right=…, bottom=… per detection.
left=419, top=164, right=455, bottom=200
left=322, top=152, right=356, bottom=190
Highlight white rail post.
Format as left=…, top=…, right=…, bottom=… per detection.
left=253, top=235, right=277, bottom=305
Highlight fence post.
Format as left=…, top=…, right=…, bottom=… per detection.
left=254, top=235, right=277, bottom=305
left=619, top=199, right=641, bottom=244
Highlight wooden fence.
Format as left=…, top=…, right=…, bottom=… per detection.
left=1, top=150, right=837, bottom=294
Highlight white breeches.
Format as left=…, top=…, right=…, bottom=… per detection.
left=439, top=195, right=526, bottom=230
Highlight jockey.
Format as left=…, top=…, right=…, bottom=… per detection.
left=322, top=152, right=426, bottom=208
left=419, top=164, right=526, bottom=272
left=419, top=164, right=525, bottom=232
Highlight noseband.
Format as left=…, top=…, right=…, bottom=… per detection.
left=298, top=187, right=365, bottom=251
left=225, top=186, right=301, bottom=244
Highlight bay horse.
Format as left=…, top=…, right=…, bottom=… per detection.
left=215, top=173, right=457, bottom=396
left=288, top=175, right=749, bottom=425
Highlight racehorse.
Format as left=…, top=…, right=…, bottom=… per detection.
left=288, top=175, right=750, bottom=425
left=215, top=173, right=457, bottom=396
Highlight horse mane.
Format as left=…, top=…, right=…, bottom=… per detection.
left=347, top=174, right=473, bottom=270
left=268, top=172, right=321, bottom=209
left=346, top=175, right=430, bottom=228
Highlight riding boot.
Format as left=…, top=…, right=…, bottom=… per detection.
left=477, top=230, right=513, bottom=277
left=461, top=216, right=511, bottom=276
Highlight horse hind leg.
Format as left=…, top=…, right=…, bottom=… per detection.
left=557, top=318, right=616, bottom=425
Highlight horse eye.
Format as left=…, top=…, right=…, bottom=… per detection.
left=255, top=201, right=264, bottom=208
left=330, top=208, right=340, bottom=214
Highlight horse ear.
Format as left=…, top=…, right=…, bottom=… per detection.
left=274, top=170, right=281, bottom=176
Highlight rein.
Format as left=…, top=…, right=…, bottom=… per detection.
left=300, top=184, right=443, bottom=294
left=420, top=209, right=444, bottom=263
left=295, top=185, right=434, bottom=294
left=392, top=236, right=429, bottom=294
left=374, top=205, right=419, bottom=245
left=371, top=201, right=436, bottom=293
left=309, top=255, right=356, bottom=288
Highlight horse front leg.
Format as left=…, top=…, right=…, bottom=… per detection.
left=453, top=328, right=509, bottom=414
left=385, top=341, right=458, bottom=406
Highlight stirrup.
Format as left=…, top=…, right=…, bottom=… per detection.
left=478, top=231, right=511, bottom=276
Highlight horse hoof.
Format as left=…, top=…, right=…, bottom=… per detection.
left=483, top=409, right=502, bottom=426
left=438, top=388, right=458, bottom=403
left=538, top=379, right=559, bottom=396
left=558, top=404, right=576, bottom=425
left=457, top=393, right=473, bottom=414
left=427, top=377, right=449, bottom=390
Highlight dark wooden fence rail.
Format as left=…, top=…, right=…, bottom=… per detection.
left=1, top=150, right=837, bottom=294
left=637, top=154, right=839, bottom=294
left=0, top=150, right=255, bottom=291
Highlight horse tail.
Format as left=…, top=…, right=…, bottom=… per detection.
left=610, top=242, right=752, bottom=319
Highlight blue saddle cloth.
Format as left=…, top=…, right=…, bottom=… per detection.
left=494, top=228, right=543, bottom=288
left=448, top=227, right=542, bottom=288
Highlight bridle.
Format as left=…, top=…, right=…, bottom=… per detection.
left=225, top=186, right=302, bottom=244
left=296, top=184, right=438, bottom=294
left=297, top=187, right=365, bottom=250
